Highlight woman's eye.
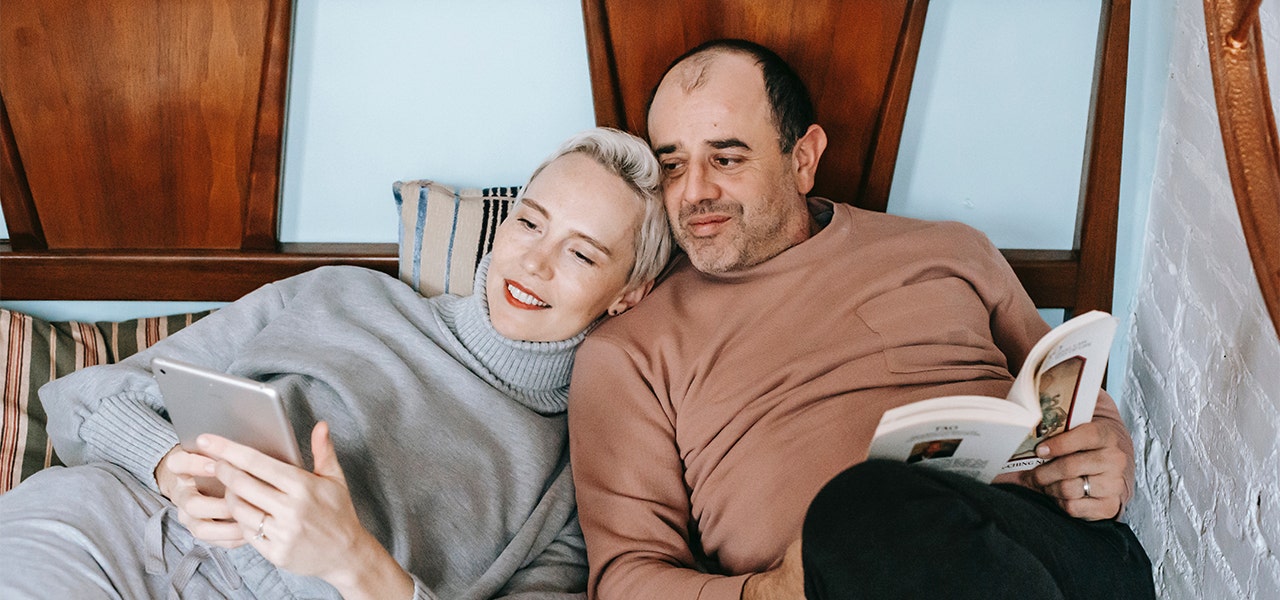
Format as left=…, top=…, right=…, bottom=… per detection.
left=517, top=217, right=537, bottom=230
left=573, top=251, right=596, bottom=266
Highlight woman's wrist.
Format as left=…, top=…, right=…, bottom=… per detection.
left=324, top=533, right=414, bottom=600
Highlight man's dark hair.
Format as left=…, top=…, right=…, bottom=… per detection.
left=647, top=38, right=816, bottom=154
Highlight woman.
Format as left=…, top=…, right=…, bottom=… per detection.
left=0, top=127, right=671, bottom=599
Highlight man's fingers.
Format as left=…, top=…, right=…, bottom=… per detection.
left=1034, top=422, right=1107, bottom=460
left=1030, top=444, right=1127, bottom=489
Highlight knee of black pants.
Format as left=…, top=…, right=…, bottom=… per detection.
left=801, top=460, right=993, bottom=564
left=805, top=460, right=942, bottom=526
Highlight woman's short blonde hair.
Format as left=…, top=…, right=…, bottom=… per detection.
left=520, top=127, right=672, bottom=290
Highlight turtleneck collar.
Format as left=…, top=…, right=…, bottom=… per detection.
left=433, top=255, right=584, bottom=415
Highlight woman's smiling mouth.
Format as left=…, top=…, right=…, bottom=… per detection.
left=504, top=280, right=550, bottom=309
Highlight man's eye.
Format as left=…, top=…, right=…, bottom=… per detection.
left=715, top=156, right=741, bottom=167
left=573, top=251, right=596, bottom=266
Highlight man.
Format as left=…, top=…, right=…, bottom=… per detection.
left=568, top=39, right=1154, bottom=599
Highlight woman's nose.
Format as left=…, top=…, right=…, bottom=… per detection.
left=521, top=243, right=554, bottom=278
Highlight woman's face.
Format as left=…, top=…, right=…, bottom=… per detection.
left=486, top=152, right=647, bottom=342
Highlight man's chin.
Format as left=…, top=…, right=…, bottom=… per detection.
left=683, top=245, right=742, bottom=274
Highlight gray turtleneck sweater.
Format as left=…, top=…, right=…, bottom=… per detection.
left=39, top=259, right=586, bottom=599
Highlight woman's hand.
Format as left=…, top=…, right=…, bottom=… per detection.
left=155, top=445, right=245, bottom=547
left=198, top=422, right=413, bottom=599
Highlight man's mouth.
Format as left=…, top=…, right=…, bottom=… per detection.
left=504, top=280, right=550, bottom=310
left=684, top=214, right=731, bottom=238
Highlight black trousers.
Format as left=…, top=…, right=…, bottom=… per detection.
left=802, top=460, right=1156, bottom=600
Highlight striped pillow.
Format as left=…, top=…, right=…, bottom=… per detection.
left=393, top=180, right=519, bottom=297
left=0, top=308, right=209, bottom=492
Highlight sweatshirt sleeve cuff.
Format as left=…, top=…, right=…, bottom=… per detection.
left=80, top=392, right=180, bottom=490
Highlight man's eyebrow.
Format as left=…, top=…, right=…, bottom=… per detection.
left=653, top=138, right=750, bottom=156
left=709, top=138, right=751, bottom=151
left=520, top=198, right=614, bottom=257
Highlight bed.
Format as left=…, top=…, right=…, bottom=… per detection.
left=0, top=1, right=1129, bottom=489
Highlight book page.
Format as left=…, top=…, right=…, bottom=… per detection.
left=999, top=311, right=1116, bottom=474
left=1006, top=355, right=1087, bottom=461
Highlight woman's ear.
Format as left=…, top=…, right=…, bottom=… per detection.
left=606, top=280, right=655, bottom=316
left=791, top=124, right=828, bottom=195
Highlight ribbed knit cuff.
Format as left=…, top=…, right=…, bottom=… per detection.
left=80, top=393, right=181, bottom=491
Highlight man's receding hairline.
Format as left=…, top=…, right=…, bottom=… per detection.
left=665, top=47, right=761, bottom=95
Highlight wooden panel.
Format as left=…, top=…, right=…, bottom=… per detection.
left=583, top=0, right=927, bottom=209
left=0, top=0, right=281, bottom=250
left=1072, top=0, right=1130, bottom=317
left=0, top=243, right=398, bottom=301
left=0, top=91, right=43, bottom=250
left=1203, top=0, right=1280, bottom=337
left=583, top=0, right=1129, bottom=315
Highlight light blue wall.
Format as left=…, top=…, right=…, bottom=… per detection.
left=279, top=0, right=596, bottom=244
left=890, top=0, right=1099, bottom=252
left=2, top=0, right=1156, bottom=362
left=1109, top=0, right=1177, bottom=399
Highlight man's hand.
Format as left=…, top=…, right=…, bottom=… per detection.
left=742, top=539, right=804, bottom=600
left=1020, top=420, right=1133, bottom=520
left=154, top=445, right=245, bottom=547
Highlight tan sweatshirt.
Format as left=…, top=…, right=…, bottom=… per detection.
left=568, top=200, right=1131, bottom=600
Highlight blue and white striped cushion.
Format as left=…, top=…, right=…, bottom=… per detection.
left=392, top=180, right=519, bottom=297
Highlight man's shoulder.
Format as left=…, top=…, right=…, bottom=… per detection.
left=587, top=257, right=696, bottom=341
left=840, top=203, right=987, bottom=240
left=836, top=204, right=996, bottom=258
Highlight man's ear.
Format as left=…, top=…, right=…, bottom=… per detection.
left=791, top=124, right=828, bottom=195
left=606, top=280, right=656, bottom=316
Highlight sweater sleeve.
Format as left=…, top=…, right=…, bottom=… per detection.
left=409, top=512, right=587, bottom=600
left=491, top=516, right=587, bottom=599
left=569, top=336, right=751, bottom=600
left=492, top=461, right=589, bottom=599
left=39, top=276, right=293, bottom=490
left=979, top=235, right=1136, bottom=510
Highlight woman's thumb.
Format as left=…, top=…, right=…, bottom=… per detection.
left=311, top=421, right=345, bottom=480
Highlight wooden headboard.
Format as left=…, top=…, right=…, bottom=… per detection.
left=582, top=0, right=1130, bottom=316
left=0, top=0, right=1128, bottom=317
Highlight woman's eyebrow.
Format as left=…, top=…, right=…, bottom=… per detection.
left=520, top=198, right=552, bottom=218
left=521, top=198, right=615, bottom=258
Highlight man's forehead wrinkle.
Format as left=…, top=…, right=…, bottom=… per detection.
left=670, top=59, right=711, bottom=94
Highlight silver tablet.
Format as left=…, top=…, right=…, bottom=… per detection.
left=152, top=356, right=302, bottom=495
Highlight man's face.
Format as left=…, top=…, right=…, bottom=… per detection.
left=647, top=52, right=811, bottom=274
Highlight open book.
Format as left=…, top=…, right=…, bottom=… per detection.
left=866, top=310, right=1118, bottom=483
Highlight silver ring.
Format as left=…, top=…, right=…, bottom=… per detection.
left=253, top=514, right=268, bottom=542
left=1082, top=475, right=1092, bottom=498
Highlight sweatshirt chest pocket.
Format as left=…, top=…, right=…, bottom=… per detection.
left=856, top=277, right=1009, bottom=377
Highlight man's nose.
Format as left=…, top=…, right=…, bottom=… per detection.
left=680, top=161, right=720, bottom=205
